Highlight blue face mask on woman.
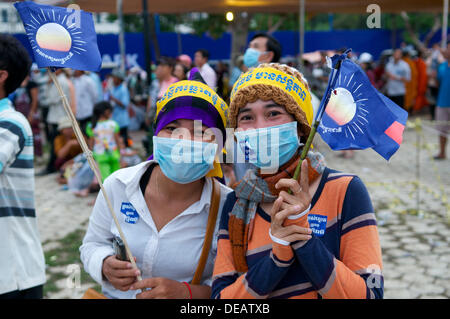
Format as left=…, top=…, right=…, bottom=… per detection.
left=234, top=121, right=302, bottom=173
left=153, top=136, right=218, bottom=184
left=243, top=48, right=262, bottom=68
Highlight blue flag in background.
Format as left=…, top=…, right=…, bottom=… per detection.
left=317, top=58, right=408, bottom=160
left=14, top=1, right=101, bottom=72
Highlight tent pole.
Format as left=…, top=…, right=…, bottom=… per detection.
left=391, top=13, right=397, bottom=49
left=142, top=0, right=152, bottom=86
left=298, top=0, right=305, bottom=68
left=442, top=0, right=449, bottom=48
left=117, top=0, right=126, bottom=72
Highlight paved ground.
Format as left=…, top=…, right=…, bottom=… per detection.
left=34, top=116, right=450, bottom=299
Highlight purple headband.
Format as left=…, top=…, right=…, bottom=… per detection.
left=153, top=95, right=219, bottom=136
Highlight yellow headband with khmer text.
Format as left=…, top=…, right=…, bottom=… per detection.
left=230, top=67, right=313, bottom=126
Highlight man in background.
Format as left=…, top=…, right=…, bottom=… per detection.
left=108, top=69, right=131, bottom=147
left=194, top=49, right=217, bottom=89
left=73, top=70, right=97, bottom=134
left=40, top=68, right=73, bottom=175
left=242, top=33, right=282, bottom=69
left=385, top=48, right=411, bottom=110
left=434, top=43, right=450, bottom=160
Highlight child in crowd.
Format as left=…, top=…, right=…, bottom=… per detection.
left=118, top=136, right=141, bottom=168
left=86, top=101, right=121, bottom=181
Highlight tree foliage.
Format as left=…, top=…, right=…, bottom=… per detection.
left=107, top=12, right=442, bottom=43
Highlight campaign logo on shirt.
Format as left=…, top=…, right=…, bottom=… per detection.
left=120, top=202, right=139, bottom=224
left=307, top=214, right=327, bottom=237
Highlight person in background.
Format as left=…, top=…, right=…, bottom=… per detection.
left=88, top=71, right=104, bottom=103
left=155, top=57, right=178, bottom=98
left=103, top=73, right=114, bottom=97
left=413, top=49, right=429, bottom=113
left=402, top=49, right=418, bottom=113
left=0, top=34, right=46, bottom=299
left=30, top=65, right=51, bottom=141
left=358, top=52, right=378, bottom=88
left=53, top=118, right=82, bottom=184
left=73, top=70, right=98, bottom=134
left=229, top=55, right=247, bottom=89
left=39, top=68, right=74, bottom=175
left=434, top=42, right=450, bottom=160
left=109, top=69, right=131, bottom=147
left=194, top=49, right=217, bottom=89
left=312, top=51, right=332, bottom=100
left=216, top=61, right=230, bottom=101
left=86, top=101, right=121, bottom=181
left=118, top=136, right=141, bottom=168
left=242, top=33, right=282, bottom=69
left=177, top=54, right=192, bottom=69
left=385, top=48, right=411, bottom=110
left=128, top=66, right=148, bottom=105
left=174, top=63, right=188, bottom=81
left=374, top=54, right=388, bottom=95
left=144, top=57, right=178, bottom=155
left=13, top=75, right=42, bottom=158
left=63, top=69, right=77, bottom=114
left=426, top=43, right=445, bottom=120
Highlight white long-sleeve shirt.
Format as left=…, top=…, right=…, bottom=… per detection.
left=46, top=73, right=71, bottom=125
left=198, top=63, right=217, bottom=89
left=80, top=160, right=232, bottom=299
left=385, top=58, right=411, bottom=96
left=73, top=74, right=98, bottom=120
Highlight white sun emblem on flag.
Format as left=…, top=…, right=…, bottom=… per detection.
left=24, top=8, right=87, bottom=55
left=325, top=72, right=369, bottom=140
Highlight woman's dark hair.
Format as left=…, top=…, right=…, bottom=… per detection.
left=157, top=56, right=175, bottom=70
left=174, top=63, right=188, bottom=80
left=91, top=101, right=112, bottom=129
left=0, top=34, right=32, bottom=96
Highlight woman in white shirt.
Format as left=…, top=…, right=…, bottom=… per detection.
left=80, top=78, right=232, bottom=299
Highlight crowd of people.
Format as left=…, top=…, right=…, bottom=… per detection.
left=0, top=28, right=448, bottom=300
left=124, top=36, right=450, bottom=160
left=17, top=32, right=446, bottom=170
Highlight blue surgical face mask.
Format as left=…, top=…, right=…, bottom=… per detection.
left=243, top=48, right=262, bottom=68
left=153, top=136, right=218, bottom=184
left=234, top=121, right=302, bottom=174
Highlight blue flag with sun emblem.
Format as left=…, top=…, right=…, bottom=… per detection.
left=14, top=1, right=101, bottom=72
left=317, top=55, right=408, bottom=160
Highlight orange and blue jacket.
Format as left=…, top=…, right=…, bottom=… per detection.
left=211, top=168, right=383, bottom=299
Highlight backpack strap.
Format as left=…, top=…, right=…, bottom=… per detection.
left=191, top=178, right=221, bottom=285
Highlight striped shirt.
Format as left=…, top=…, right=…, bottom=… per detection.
left=0, top=97, right=46, bottom=294
left=211, top=167, right=383, bottom=299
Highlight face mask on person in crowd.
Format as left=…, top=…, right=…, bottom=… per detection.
left=243, top=48, right=263, bottom=68
left=153, top=136, right=218, bottom=184
left=234, top=121, right=302, bottom=173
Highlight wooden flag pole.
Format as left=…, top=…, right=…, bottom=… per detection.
left=47, top=69, right=143, bottom=284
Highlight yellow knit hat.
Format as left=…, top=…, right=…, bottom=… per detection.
left=229, top=63, right=313, bottom=138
